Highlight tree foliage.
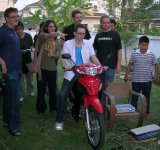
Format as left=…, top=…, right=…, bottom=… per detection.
left=43, top=0, right=85, bottom=30
left=116, top=20, right=136, bottom=66
left=104, top=0, right=119, bottom=17
left=139, top=0, right=153, bottom=9
left=106, top=0, right=155, bottom=23
left=21, top=10, right=47, bottom=29
left=21, top=0, right=88, bottom=31
left=110, top=0, right=160, bottom=65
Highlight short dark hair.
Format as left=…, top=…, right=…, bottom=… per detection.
left=74, top=24, right=86, bottom=32
left=110, top=19, right=116, bottom=26
left=15, top=21, right=24, bottom=29
left=39, top=21, right=45, bottom=29
left=72, top=10, right=82, bottom=18
left=4, top=7, right=18, bottom=18
left=139, top=36, right=149, bottom=44
left=28, top=27, right=32, bottom=30
left=100, top=15, right=110, bottom=24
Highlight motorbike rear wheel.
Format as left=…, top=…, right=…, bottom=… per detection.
left=86, top=107, right=105, bottom=150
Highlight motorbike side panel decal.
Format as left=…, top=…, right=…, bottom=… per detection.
left=78, top=76, right=101, bottom=95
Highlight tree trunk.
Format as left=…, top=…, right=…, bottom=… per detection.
left=124, top=46, right=128, bottom=67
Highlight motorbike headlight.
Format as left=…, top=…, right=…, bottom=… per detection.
left=84, top=67, right=98, bottom=76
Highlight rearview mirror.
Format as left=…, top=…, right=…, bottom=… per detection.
left=62, top=53, right=71, bottom=59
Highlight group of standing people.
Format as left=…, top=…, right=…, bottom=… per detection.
left=0, top=7, right=158, bottom=136
left=54, top=11, right=122, bottom=130
left=0, top=7, right=66, bottom=136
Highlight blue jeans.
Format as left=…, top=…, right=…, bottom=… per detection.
left=2, top=69, right=21, bottom=131
left=131, top=82, right=152, bottom=114
left=56, top=77, right=77, bottom=123
left=98, top=69, right=115, bottom=105
left=100, top=69, right=115, bottom=89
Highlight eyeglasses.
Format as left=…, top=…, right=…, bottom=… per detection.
left=76, top=33, right=86, bottom=36
left=8, top=15, right=19, bottom=19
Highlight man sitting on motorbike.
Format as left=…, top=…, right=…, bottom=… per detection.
left=55, top=24, right=101, bottom=131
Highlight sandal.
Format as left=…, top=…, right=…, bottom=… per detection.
left=9, top=130, right=22, bottom=136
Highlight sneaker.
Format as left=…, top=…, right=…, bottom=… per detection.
left=20, top=97, right=24, bottom=102
left=30, top=92, right=35, bottom=96
left=54, top=122, right=63, bottom=131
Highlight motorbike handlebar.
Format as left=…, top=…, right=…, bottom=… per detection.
left=62, top=65, right=109, bottom=76
left=62, top=65, right=77, bottom=71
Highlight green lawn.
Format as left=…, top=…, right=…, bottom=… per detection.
left=0, top=66, right=160, bottom=150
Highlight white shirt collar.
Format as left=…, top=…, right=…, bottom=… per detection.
left=136, top=49, right=151, bottom=55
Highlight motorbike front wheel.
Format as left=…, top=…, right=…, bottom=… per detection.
left=86, top=107, right=105, bottom=150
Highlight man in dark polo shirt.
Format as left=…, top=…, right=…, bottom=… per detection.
left=0, top=7, right=22, bottom=136
left=62, top=10, right=91, bottom=44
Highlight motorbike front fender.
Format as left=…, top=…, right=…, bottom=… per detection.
left=83, top=96, right=103, bottom=114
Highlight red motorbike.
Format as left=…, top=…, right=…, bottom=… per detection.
left=62, top=53, right=105, bottom=150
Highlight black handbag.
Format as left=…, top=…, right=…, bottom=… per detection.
left=22, top=61, right=29, bottom=74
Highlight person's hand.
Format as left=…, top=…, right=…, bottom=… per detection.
left=62, top=66, right=72, bottom=70
left=124, top=74, right=128, bottom=82
left=153, top=74, right=158, bottom=81
left=47, top=50, right=54, bottom=57
left=32, top=51, right=38, bottom=61
left=32, top=56, right=37, bottom=62
left=103, top=66, right=108, bottom=71
left=1, top=62, right=7, bottom=74
left=60, top=33, right=67, bottom=40
left=53, top=51, right=60, bottom=59
left=48, top=50, right=59, bottom=58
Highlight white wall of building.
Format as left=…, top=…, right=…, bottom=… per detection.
left=21, top=7, right=40, bottom=17
left=0, top=0, right=15, bottom=11
left=0, top=0, right=17, bottom=23
left=90, top=33, right=160, bottom=66
left=122, top=35, right=160, bottom=66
